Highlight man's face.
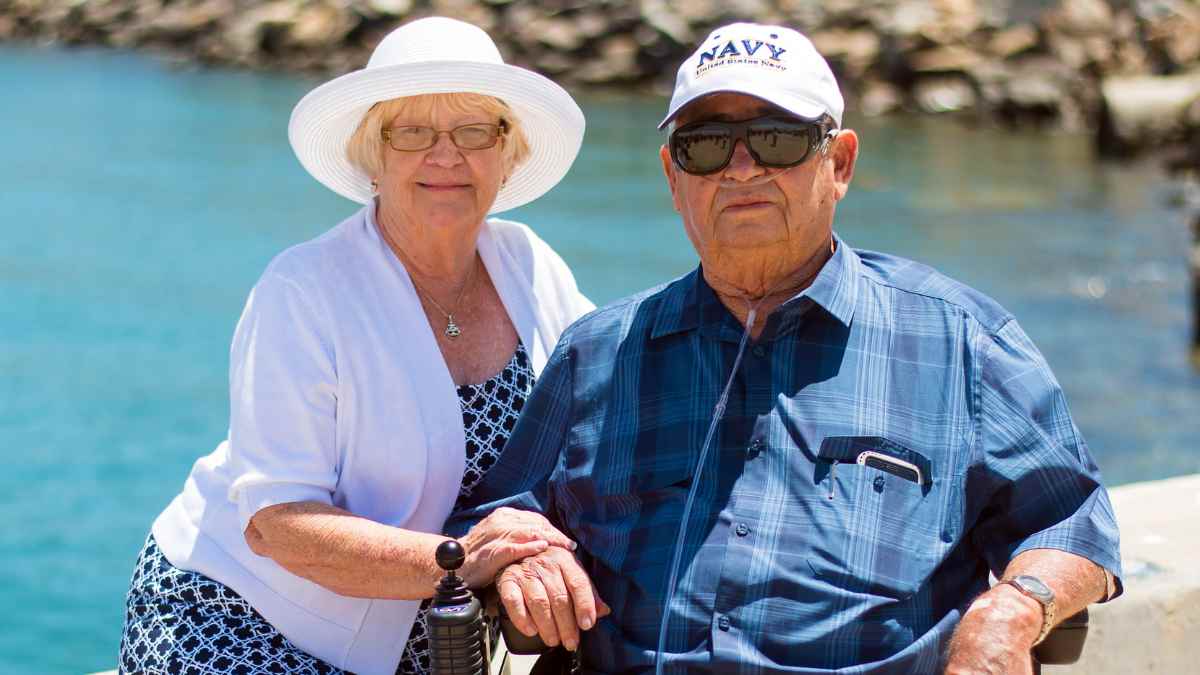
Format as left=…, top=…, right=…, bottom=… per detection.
left=659, top=93, right=858, bottom=280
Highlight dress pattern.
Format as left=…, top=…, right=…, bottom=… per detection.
left=119, top=343, right=533, bottom=675
left=397, top=343, right=532, bottom=674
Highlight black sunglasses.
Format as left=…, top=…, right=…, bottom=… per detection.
left=669, top=116, right=836, bottom=175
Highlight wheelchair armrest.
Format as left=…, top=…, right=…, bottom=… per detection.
left=1032, top=609, right=1089, bottom=665
left=492, top=588, right=1090, bottom=663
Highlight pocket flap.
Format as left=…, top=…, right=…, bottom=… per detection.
left=817, top=436, right=932, bottom=486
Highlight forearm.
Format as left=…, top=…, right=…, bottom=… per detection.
left=245, top=501, right=446, bottom=600
left=999, top=547, right=1108, bottom=625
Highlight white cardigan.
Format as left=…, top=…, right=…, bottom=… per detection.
left=152, top=204, right=593, bottom=675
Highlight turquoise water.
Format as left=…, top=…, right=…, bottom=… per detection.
left=2, top=44, right=1198, bottom=673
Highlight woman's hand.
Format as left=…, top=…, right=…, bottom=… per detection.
left=458, top=507, right=576, bottom=588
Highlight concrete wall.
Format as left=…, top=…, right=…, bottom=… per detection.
left=1045, top=473, right=1200, bottom=673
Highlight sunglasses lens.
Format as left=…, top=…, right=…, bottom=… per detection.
left=672, top=124, right=734, bottom=174
left=747, top=120, right=815, bottom=166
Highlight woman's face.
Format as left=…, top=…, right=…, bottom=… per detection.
left=375, top=99, right=507, bottom=235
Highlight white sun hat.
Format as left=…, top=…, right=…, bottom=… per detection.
left=288, top=16, right=585, bottom=213
left=659, top=22, right=844, bottom=129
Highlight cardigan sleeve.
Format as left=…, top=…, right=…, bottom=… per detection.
left=225, top=270, right=340, bottom=532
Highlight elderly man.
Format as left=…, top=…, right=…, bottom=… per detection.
left=449, top=22, right=1121, bottom=674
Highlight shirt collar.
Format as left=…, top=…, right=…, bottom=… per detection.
left=651, top=234, right=860, bottom=340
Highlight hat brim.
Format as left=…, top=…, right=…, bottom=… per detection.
left=658, top=88, right=831, bottom=130
left=289, top=61, right=585, bottom=213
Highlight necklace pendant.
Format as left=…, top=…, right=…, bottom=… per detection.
left=444, top=316, right=462, bottom=339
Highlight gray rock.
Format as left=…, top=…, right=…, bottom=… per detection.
left=364, top=0, right=413, bottom=17
left=859, top=79, right=904, bottom=116
left=573, top=10, right=610, bottom=41
left=575, top=34, right=639, bottom=84
left=145, top=0, right=233, bottom=41
left=222, top=0, right=298, bottom=61
left=909, top=44, right=985, bottom=74
left=810, top=28, right=880, bottom=80
left=431, top=0, right=497, bottom=32
left=914, top=74, right=977, bottom=113
left=1099, top=70, right=1200, bottom=153
left=641, top=0, right=692, bottom=46
left=288, top=2, right=357, bottom=50
left=987, top=23, right=1039, bottom=59
left=1041, top=0, right=1114, bottom=36
left=1142, top=1, right=1200, bottom=68
left=515, top=14, right=584, bottom=52
left=1005, top=58, right=1073, bottom=110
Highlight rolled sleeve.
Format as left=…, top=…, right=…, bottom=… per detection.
left=445, top=336, right=575, bottom=538
left=225, top=272, right=339, bottom=532
left=969, top=319, right=1122, bottom=597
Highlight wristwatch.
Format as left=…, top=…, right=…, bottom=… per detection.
left=1003, top=575, right=1056, bottom=646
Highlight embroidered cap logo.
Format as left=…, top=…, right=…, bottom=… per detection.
left=695, top=32, right=789, bottom=77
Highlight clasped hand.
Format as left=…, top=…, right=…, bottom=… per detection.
left=496, top=546, right=610, bottom=652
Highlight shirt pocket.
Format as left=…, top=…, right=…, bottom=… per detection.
left=807, top=436, right=959, bottom=600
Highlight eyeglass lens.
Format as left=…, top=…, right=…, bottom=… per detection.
left=384, top=123, right=502, bottom=151
left=671, top=117, right=821, bottom=174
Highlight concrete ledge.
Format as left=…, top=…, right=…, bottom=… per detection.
left=1046, top=473, right=1200, bottom=673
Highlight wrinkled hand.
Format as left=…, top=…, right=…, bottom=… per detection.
left=496, top=546, right=611, bottom=651
left=459, top=507, right=576, bottom=589
left=945, top=585, right=1042, bottom=675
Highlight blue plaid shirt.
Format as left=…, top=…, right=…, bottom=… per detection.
left=448, top=238, right=1122, bottom=674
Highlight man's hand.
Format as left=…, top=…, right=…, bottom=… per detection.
left=945, top=583, right=1043, bottom=675
left=496, top=546, right=611, bottom=651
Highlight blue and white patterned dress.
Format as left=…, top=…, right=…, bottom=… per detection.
left=119, top=343, right=533, bottom=675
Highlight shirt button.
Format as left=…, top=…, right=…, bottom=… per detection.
left=717, top=615, right=731, bottom=631
left=751, top=345, right=767, bottom=358
left=747, top=438, right=763, bottom=456
left=734, top=523, right=750, bottom=537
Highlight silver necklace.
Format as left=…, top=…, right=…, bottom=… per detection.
left=409, top=260, right=475, bottom=339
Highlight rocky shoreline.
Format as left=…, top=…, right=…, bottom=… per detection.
left=2, top=0, right=1199, bottom=158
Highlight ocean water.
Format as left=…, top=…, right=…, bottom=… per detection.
left=2, top=44, right=1198, bottom=673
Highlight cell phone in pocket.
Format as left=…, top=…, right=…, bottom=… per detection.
left=856, top=450, right=923, bottom=485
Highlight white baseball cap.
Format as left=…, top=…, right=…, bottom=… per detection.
left=659, top=22, right=844, bottom=130
left=289, top=17, right=585, bottom=213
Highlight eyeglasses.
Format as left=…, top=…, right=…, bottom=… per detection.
left=668, top=116, right=837, bottom=175
left=381, top=121, right=508, bottom=152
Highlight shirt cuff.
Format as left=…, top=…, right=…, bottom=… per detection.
left=1102, top=568, right=1119, bottom=602
left=235, top=482, right=334, bottom=533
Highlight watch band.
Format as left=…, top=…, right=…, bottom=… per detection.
left=1003, top=575, right=1056, bottom=646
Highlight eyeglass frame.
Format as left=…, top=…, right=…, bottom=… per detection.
left=380, top=120, right=509, bottom=152
left=668, top=115, right=839, bottom=176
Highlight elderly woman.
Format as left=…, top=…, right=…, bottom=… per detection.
left=118, top=17, right=593, bottom=675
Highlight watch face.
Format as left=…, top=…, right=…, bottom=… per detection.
left=1013, top=575, right=1054, bottom=602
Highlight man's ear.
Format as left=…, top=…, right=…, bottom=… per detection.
left=828, top=129, right=859, bottom=201
left=659, top=144, right=682, bottom=213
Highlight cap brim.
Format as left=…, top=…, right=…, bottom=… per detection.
left=658, top=87, right=830, bottom=130
left=289, top=61, right=585, bottom=213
